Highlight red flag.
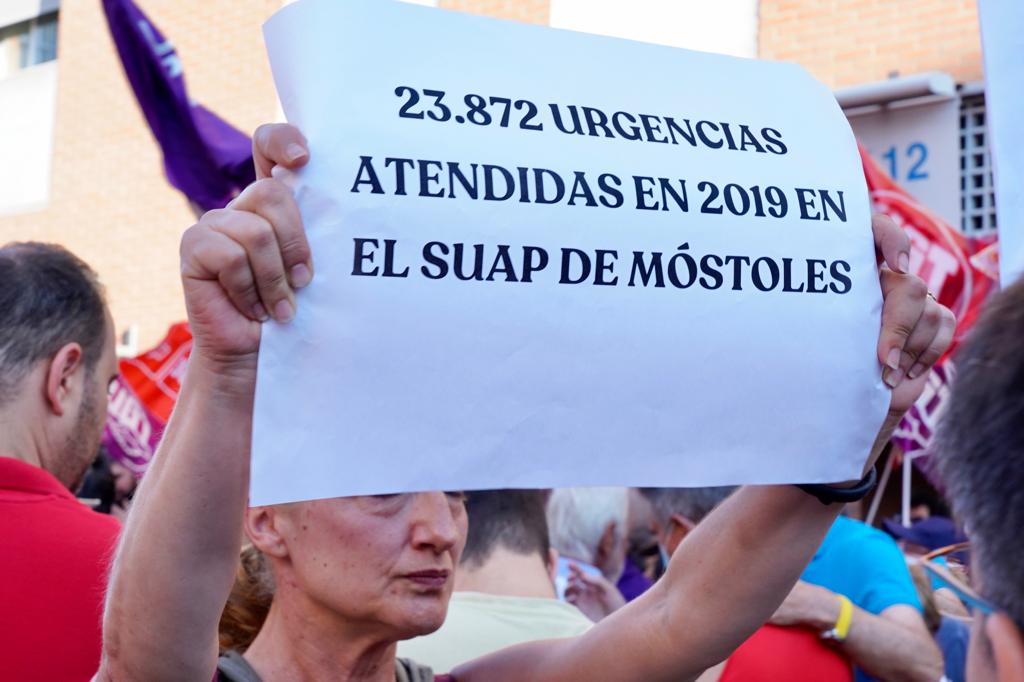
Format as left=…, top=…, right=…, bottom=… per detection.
left=103, top=323, right=193, bottom=476
left=860, top=146, right=996, bottom=358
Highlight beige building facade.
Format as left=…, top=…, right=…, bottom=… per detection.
left=0, top=0, right=281, bottom=350
left=0, top=0, right=986, bottom=349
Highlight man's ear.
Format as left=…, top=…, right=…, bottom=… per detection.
left=45, top=343, right=85, bottom=417
left=664, top=513, right=697, bottom=556
left=547, top=548, right=559, bottom=584
left=245, top=506, right=289, bottom=559
left=987, top=612, right=1024, bottom=682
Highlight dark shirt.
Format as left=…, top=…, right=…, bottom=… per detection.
left=616, top=555, right=654, bottom=602
left=215, top=651, right=450, bottom=681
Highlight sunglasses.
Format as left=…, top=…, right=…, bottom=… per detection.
left=921, top=542, right=996, bottom=616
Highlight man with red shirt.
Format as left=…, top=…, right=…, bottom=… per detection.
left=0, top=242, right=120, bottom=681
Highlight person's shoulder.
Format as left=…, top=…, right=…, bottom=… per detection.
left=518, top=595, right=592, bottom=629
left=217, top=651, right=262, bottom=682
left=440, top=592, right=591, bottom=647
left=829, top=519, right=922, bottom=612
left=396, top=657, right=436, bottom=682
left=810, top=517, right=903, bottom=585
left=4, top=481, right=121, bottom=546
left=487, top=593, right=593, bottom=636
left=722, top=625, right=852, bottom=682
left=60, top=499, right=122, bottom=541
left=454, top=592, right=590, bottom=626
left=831, top=515, right=876, bottom=538
left=830, top=516, right=898, bottom=553
left=29, top=500, right=122, bottom=568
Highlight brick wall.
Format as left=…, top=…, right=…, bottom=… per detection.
left=439, top=0, right=550, bottom=24
left=0, top=0, right=280, bottom=348
left=759, top=0, right=983, bottom=88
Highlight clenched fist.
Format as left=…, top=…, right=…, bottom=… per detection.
left=180, top=124, right=312, bottom=366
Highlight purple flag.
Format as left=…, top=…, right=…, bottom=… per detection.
left=102, top=0, right=255, bottom=211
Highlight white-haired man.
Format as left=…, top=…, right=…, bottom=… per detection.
left=546, top=487, right=629, bottom=602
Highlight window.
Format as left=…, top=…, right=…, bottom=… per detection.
left=0, top=10, right=59, bottom=212
left=0, top=11, right=58, bottom=80
left=959, top=94, right=997, bottom=235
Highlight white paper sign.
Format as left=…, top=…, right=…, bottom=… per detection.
left=252, top=0, right=888, bottom=506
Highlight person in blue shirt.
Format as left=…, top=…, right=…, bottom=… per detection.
left=769, top=515, right=943, bottom=682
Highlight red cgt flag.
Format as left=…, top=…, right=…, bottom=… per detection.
left=860, top=146, right=996, bottom=357
left=102, top=322, right=192, bottom=476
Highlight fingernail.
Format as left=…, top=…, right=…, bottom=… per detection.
left=908, top=362, right=926, bottom=380
left=252, top=302, right=269, bottom=322
left=884, top=366, right=904, bottom=388
left=290, top=263, right=312, bottom=289
left=286, top=143, right=307, bottom=163
left=274, top=298, right=295, bottom=322
left=886, top=348, right=901, bottom=370
left=897, top=252, right=910, bottom=274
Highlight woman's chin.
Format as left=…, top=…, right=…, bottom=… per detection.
left=391, top=602, right=449, bottom=640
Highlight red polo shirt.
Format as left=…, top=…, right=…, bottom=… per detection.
left=721, top=624, right=853, bottom=682
left=0, top=458, right=120, bottom=681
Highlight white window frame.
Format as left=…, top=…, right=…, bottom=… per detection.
left=958, top=81, right=997, bottom=236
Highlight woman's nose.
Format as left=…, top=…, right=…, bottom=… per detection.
left=409, top=492, right=461, bottom=552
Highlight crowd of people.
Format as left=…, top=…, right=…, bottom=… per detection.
left=0, top=122, right=1020, bottom=682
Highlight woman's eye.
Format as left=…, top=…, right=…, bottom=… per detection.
left=445, top=491, right=467, bottom=504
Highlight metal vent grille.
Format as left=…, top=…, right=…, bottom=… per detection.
left=960, top=95, right=997, bottom=234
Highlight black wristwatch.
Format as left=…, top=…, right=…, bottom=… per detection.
left=796, top=465, right=878, bottom=505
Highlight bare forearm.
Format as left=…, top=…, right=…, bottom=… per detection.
left=841, top=609, right=943, bottom=682
left=101, top=357, right=256, bottom=681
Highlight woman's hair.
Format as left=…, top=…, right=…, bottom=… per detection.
left=219, top=544, right=275, bottom=653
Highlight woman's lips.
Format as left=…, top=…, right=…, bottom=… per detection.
left=403, top=569, right=450, bottom=589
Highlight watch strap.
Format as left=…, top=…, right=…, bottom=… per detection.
left=796, top=465, right=878, bottom=505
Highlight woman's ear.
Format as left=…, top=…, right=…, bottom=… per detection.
left=245, top=506, right=289, bottom=559
left=987, top=612, right=1024, bottom=682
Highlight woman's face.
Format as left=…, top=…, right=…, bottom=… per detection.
left=263, top=491, right=468, bottom=641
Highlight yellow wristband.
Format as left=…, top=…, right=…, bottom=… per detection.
left=821, top=594, right=854, bottom=642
